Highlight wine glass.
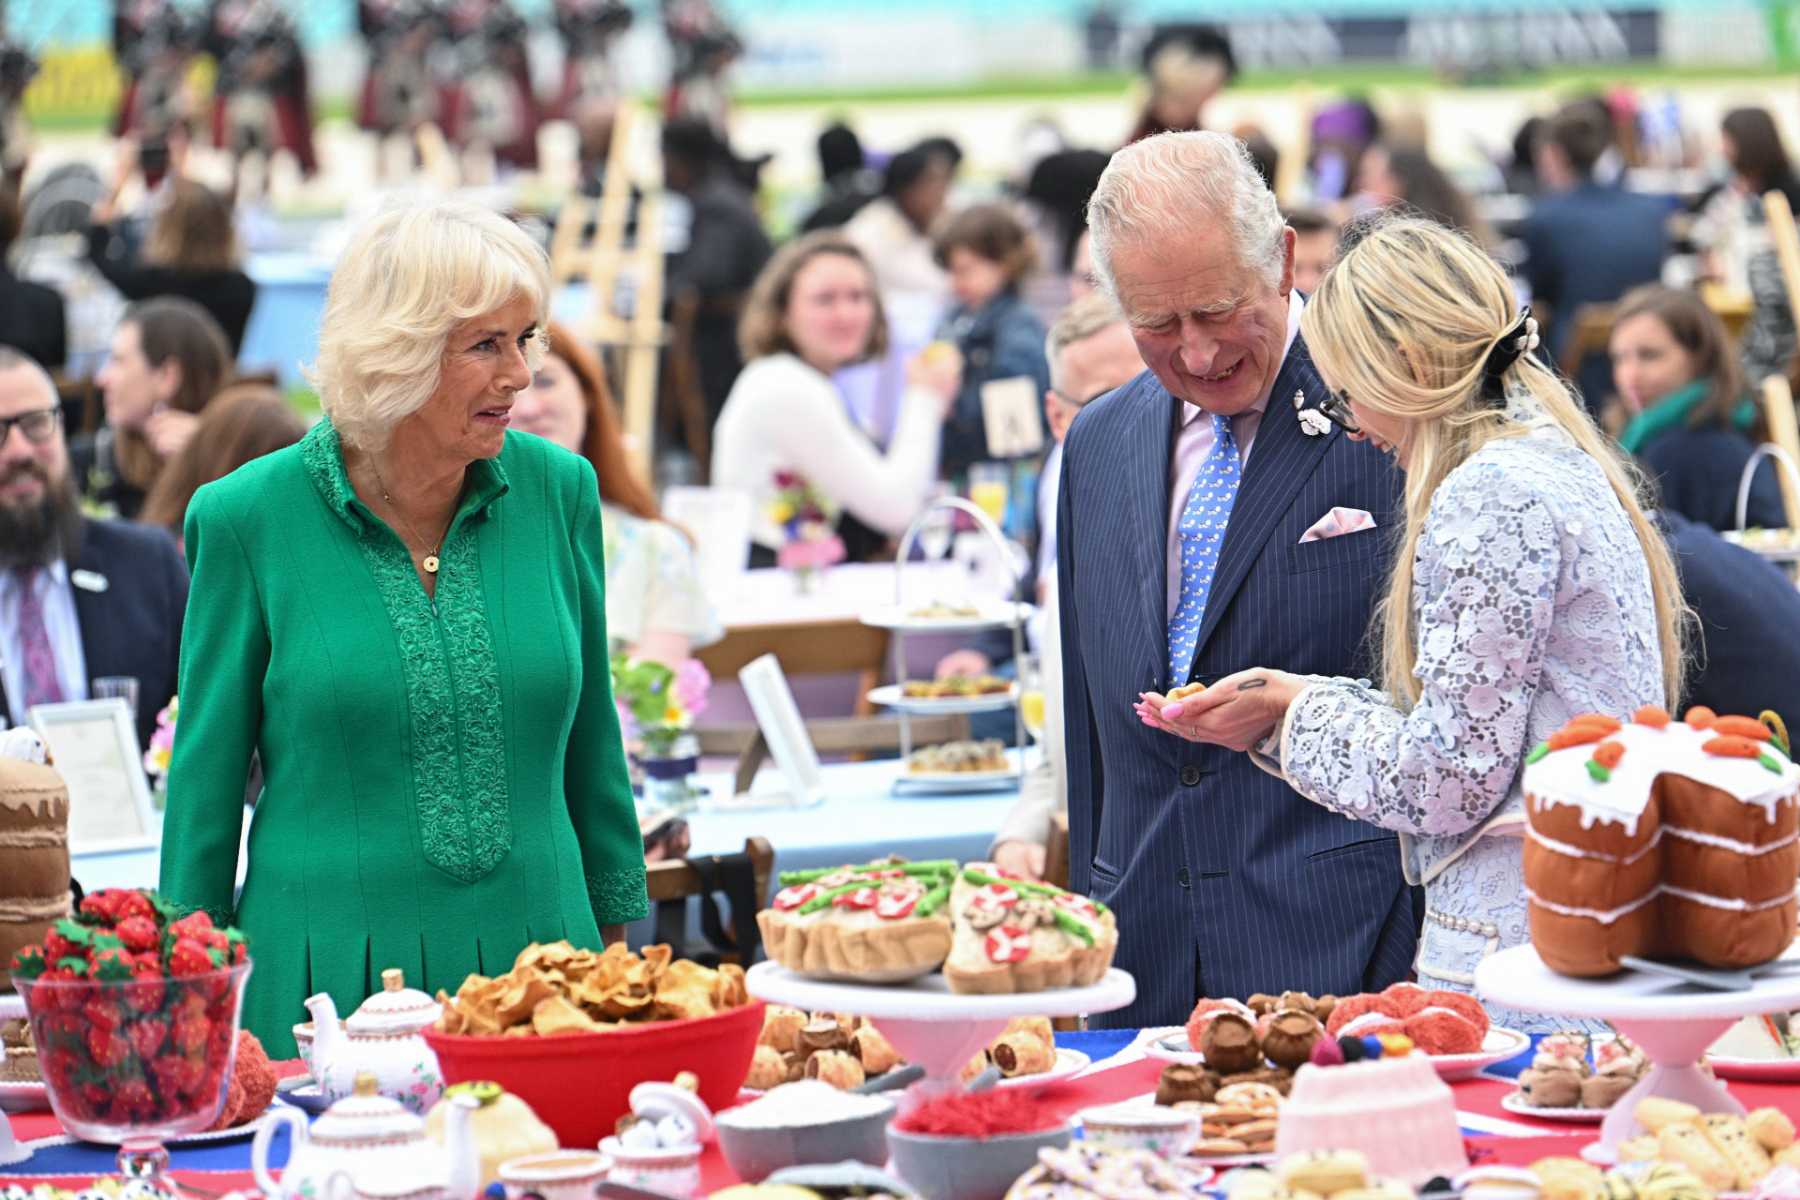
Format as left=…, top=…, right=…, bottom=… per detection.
left=1017, top=654, right=1047, bottom=742
left=916, top=485, right=955, bottom=561
left=17, top=961, right=252, bottom=1187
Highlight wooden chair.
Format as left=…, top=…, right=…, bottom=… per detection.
left=696, top=621, right=893, bottom=720
left=1759, top=374, right=1800, bottom=530
left=1556, top=303, right=1618, bottom=381
left=645, top=835, right=774, bottom=966
left=1765, top=189, right=1800, bottom=389
left=1045, top=812, right=1069, bottom=891
left=697, top=713, right=971, bottom=794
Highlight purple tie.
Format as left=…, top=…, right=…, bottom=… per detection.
left=15, top=567, right=63, bottom=709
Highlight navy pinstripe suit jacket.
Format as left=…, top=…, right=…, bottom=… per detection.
left=1057, top=336, right=1420, bottom=1027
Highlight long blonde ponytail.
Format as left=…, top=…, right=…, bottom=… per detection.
left=1300, top=216, right=1686, bottom=710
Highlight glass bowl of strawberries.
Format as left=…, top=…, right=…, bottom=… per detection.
left=8, top=888, right=252, bottom=1186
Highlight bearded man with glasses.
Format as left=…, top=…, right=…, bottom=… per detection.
left=0, top=346, right=187, bottom=752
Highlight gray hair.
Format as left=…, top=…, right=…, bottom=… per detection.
left=307, top=200, right=550, bottom=452
left=1087, top=131, right=1286, bottom=298
left=0, top=347, right=59, bottom=407
left=1045, top=292, right=1126, bottom=397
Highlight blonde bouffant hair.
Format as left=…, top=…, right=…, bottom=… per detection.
left=1301, top=215, right=1686, bottom=710
left=309, top=200, right=550, bottom=451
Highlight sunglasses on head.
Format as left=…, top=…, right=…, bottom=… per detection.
left=1317, top=389, right=1360, bottom=435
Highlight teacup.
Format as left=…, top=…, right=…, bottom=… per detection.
left=1078, top=1102, right=1201, bottom=1158
left=498, top=1150, right=612, bottom=1200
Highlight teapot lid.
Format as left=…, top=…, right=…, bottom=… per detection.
left=629, top=1072, right=714, bottom=1145
left=313, top=1072, right=428, bottom=1145
left=346, top=969, right=442, bottom=1035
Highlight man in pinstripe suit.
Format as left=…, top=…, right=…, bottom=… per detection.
left=1058, top=131, right=1419, bottom=1026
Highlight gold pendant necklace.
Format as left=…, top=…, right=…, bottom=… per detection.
left=370, top=462, right=448, bottom=575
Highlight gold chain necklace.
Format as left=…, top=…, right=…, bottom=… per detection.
left=369, top=462, right=451, bottom=575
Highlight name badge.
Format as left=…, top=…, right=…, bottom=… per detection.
left=71, top=570, right=109, bottom=593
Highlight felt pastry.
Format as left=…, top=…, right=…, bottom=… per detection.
left=849, top=1023, right=903, bottom=1076
left=1278, top=1149, right=1371, bottom=1195
left=1263, top=1009, right=1325, bottom=1070
left=1699, top=1113, right=1773, bottom=1189
left=1635, top=1098, right=1703, bottom=1132
left=758, top=1005, right=807, bottom=1053
left=1616, top=1136, right=1661, bottom=1163
left=1202, top=1012, right=1264, bottom=1074
left=759, top=859, right=957, bottom=982
left=1334, top=1184, right=1415, bottom=1200
left=1749, top=1106, right=1798, bottom=1153
left=746, top=1045, right=787, bottom=1090
left=1578, top=1072, right=1636, bottom=1110
left=803, top=1049, right=865, bottom=1089
left=942, top=865, right=1118, bottom=994
left=991, top=1021, right=1056, bottom=1077
left=1655, top=1124, right=1737, bottom=1191
left=1155, top=1063, right=1219, bottom=1106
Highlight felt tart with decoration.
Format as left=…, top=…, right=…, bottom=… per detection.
left=756, top=859, right=957, bottom=983
left=943, top=865, right=1118, bottom=994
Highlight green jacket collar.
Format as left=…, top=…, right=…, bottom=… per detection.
left=300, top=416, right=509, bottom=535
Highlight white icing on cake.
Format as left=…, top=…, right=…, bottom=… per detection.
left=1337, top=1012, right=1404, bottom=1037
left=1523, top=886, right=1659, bottom=926
left=1527, top=821, right=1800, bottom=863
left=1524, top=719, right=1800, bottom=836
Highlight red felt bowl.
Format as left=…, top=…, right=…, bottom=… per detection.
left=423, top=999, right=765, bottom=1147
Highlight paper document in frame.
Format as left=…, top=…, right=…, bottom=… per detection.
left=980, top=376, right=1046, bottom=458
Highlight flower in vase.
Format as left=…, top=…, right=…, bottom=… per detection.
left=142, top=695, right=179, bottom=779
left=673, top=660, right=711, bottom=718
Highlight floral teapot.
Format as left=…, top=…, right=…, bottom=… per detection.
left=309, top=968, right=444, bottom=1114
left=254, top=1072, right=480, bottom=1200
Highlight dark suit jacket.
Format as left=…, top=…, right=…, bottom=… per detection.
left=1662, top=510, right=1800, bottom=721
left=1640, top=425, right=1784, bottom=534
left=0, top=518, right=188, bottom=751
left=86, top=224, right=257, bottom=354
left=0, top=269, right=68, bottom=371
left=1057, top=338, right=1417, bottom=1027
left=1521, top=183, right=1670, bottom=411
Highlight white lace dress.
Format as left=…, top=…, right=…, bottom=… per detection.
left=1276, top=419, right=1664, bottom=1031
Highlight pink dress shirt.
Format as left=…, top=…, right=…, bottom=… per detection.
left=1165, top=291, right=1305, bottom=621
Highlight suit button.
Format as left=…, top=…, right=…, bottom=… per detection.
left=1180, top=765, right=1202, bottom=787
left=1178, top=868, right=1191, bottom=888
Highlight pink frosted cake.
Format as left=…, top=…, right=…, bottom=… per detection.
left=1273, top=1054, right=1469, bottom=1185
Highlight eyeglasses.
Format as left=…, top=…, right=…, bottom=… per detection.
left=1317, top=389, right=1360, bottom=435
left=0, top=405, right=61, bottom=445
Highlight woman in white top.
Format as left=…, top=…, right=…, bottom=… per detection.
left=1141, top=217, right=1687, bottom=1027
left=712, top=232, right=959, bottom=563
left=513, top=321, right=722, bottom=667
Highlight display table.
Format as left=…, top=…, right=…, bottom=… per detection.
left=7, top=1033, right=1794, bottom=1191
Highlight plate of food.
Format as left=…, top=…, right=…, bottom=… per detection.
left=1705, top=1013, right=1800, bottom=1081
left=862, top=601, right=1032, bottom=632
left=868, top=677, right=1019, bottom=714
left=902, top=741, right=1017, bottom=790
left=1500, top=1091, right=1608, bottom=1124
left=745, top=1008, right=1083, bottom=1093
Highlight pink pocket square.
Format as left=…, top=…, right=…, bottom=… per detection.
left=1300, top=507, right=1378, bottom=543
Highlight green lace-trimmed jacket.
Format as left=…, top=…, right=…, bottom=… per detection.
left=159, top=418, right=649, bottom=1058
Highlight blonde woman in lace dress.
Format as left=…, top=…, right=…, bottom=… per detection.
left=1140, top=216, right=1687, bottom=1027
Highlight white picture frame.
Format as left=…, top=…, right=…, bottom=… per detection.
left=737, top=653, right=825, bottom=807
left=29, top=699, right=158, bottom=855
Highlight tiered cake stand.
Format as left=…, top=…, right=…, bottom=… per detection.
left=1476, top=943, right=1800, bottom=1164
left=745, top=962, right=1135, bottom=1089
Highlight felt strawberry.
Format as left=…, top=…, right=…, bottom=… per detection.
left=152, top=1052, right=203, bottom=1099
left=169, top=911, right=214, bottom=940
left=35, top=965, right=84, bottom=1010
left=85, top=1024, right=128, bottom=1069
left=125, top=959, right=166, bottom=1012
left=43, top=919, right=91, bottom=963
left=168, top=937, right=217, bottom=978
left=77, top=1081, right=112, bottom=1118
left=173, top=1013, right=209, bottom=1054
left=82, top=995, right=122, bottom=1032
left=114, top=1077, right=157, bottom=1120
left=114, top=915, right=160, bottom=953
left=9, top=944, right=47, bottom=981
left=128, top=1016, right=168, bottom=1061
left=88, top=945, right=135, bottom=983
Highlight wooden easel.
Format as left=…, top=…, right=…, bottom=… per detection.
left=1758, top=189, right=1800, bottom=529
left=546, top=100, right=666, bottom=488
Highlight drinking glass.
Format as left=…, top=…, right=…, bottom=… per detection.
left=968, top=463, right=1009, bottom=530
left=92, top=676, right=140, bottom=719
left=1018, top=654, right=1047, bottom=742
left=916, top=484, right=955, bottom=561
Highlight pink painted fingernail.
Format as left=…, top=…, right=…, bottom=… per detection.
left=1163, top=703, right=1184, bottom=720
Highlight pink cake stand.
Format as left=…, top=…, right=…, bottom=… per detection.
left=1475, top=943, right=1800, bottom=1164
left=745, top=962, right=1135, bottom=1089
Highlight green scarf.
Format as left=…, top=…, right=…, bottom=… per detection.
left=1619, top=379, right=1758, bottom=455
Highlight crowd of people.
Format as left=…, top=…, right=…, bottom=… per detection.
left=0, top=15, right=1799, bottom=1044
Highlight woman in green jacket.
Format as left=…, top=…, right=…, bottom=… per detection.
left=159, top=200, right=648, bottom=1057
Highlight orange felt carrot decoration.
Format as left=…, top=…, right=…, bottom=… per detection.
left=1703, top=735, right=1763, bottom=759
left=1566, top=714, right=1623, bottom=734
left=1593, top=741, right=1626, bottom=768
left=1548, top=726, right=1607, bottom=751
left=1711, top=716, right=1773, bottom=742
left=1633, top=706, right=1671, bottom=728
left=1685, top=706, right=1718, bottom=730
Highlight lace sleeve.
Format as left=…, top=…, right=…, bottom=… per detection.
left=1280, top=459, right=1564, bottom=837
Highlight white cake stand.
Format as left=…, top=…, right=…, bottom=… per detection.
left=1475, top=943, right=1800, bottom=1164
left=745, top=963, right=1136, bottom=1088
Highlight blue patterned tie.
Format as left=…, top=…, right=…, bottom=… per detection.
left=1167, top=414, right=1241, bottom=687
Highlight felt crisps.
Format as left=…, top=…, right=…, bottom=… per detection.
left=435, top=940, right=750, bottom=1036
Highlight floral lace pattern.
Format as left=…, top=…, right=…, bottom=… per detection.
left=1282, top=423, right=1665, bottom=899
left=299, top=421, right=513, bottom=885
left=587, top=867, right=651, bottom=926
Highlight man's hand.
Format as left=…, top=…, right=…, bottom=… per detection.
left=1135, top=669, right=1304, bottom=751
left=992, top=839, right=1046, bottom=880
left=935, top=649, right=992, bottom=680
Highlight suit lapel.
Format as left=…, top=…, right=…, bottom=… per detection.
left=1190, top=336, right=1336, bottom=664
left=1122, top=384, right=1177, bottom=678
